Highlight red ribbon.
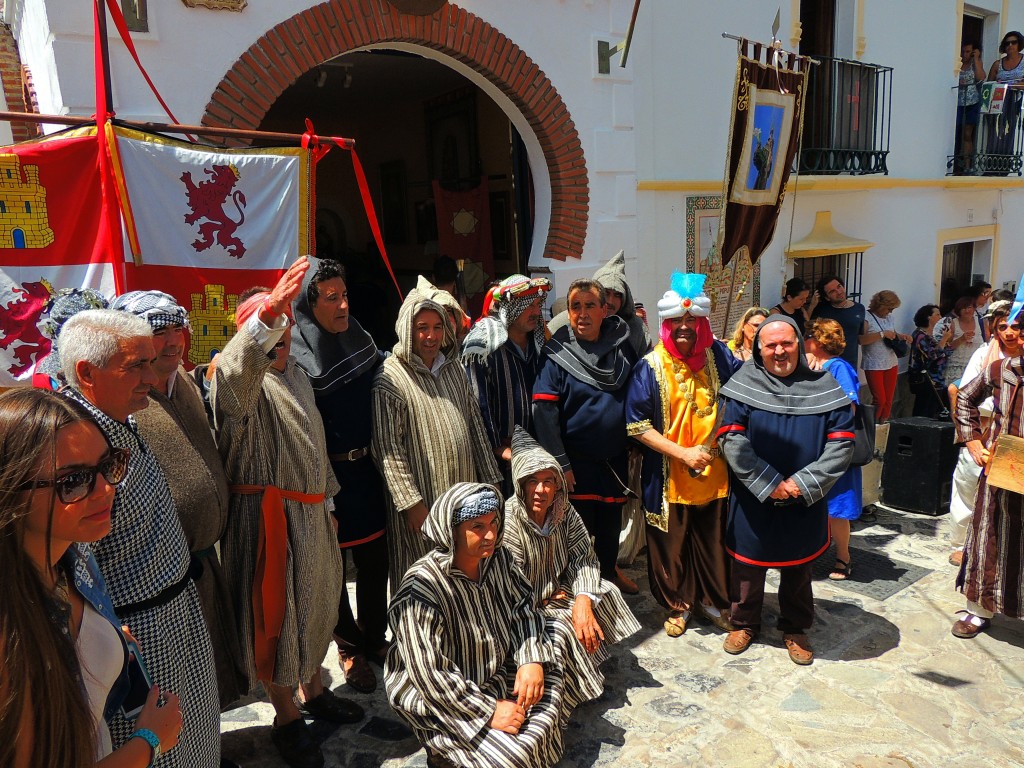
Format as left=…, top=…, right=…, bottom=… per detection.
left=302, top=121, right=404, bottom=301
left=230, top=484, right=326, bottom=684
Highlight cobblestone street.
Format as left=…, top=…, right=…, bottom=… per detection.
left=222, top=505, right=1024, bottom=767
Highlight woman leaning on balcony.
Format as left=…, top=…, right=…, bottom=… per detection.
left=986, top=31, right=1024, bottom=159
left=957, top=40, right=986, bottom=173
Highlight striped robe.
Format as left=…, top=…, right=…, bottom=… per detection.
left=502, top=430, right=641, bottom=671
left=372, top=289, right=502, bottom=586
left=384, top=483, right=600, bottom=768
left=212, top=317, right=343, bottom=689
left=465, top=340, right=541, bottom=496
left=954, top=356, right=1024, bottom=618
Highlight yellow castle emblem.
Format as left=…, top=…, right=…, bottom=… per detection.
left=188, top=284, right=239, bottom=366
left=0, top=154, right=56, bottom=248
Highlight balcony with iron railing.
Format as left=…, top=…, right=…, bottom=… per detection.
left=797, top=57, right=893, bottom=175
left=947, top=82, right=1024, bottom=176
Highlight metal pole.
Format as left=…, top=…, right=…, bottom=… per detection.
left=0, top=110, right=355, bottom=148
left=95, top=0, right=114, bottom=111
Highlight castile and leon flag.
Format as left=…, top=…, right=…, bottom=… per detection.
left=0, top=125, right=313, bottom=385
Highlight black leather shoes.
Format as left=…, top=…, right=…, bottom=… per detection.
left=270, top=718, right=324, bottom=768
left=299, top=689, right=365, bottom=724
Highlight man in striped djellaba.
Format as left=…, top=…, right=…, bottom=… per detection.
left=384, top=483, right=602, bottom=768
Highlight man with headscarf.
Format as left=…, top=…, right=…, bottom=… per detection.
left=32, top=287, right=108, bottom=389
left=463, top=273, right=552, bottom=494
left=289, top=257, right=390, bottom=694
left=416, top=274, right=471, bottom=344
left=717, top=315, right=855, bottom=665
left=533, top=278, right=640, bottom=594
left=111, top=290, right=246, bottom=712
left=503, top=427, right=640, bottom=667
left=625, top=272, right=742, bottom=638
left=210, top=257, right=363, bottom=768
left=951, top=286, right=1024, bottom=640
left=371, top=280, right=502, bottom=588
left=384, top=482, right=602, bottom=768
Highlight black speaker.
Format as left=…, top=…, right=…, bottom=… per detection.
left=881, top=417, right=959, bottom=515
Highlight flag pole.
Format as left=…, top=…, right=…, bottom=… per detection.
left=95, top=0, right=114, bottom=113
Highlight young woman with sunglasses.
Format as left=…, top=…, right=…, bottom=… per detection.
left=0, top=388, right=182, bottom=767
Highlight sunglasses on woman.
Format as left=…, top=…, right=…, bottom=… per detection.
left=19, top=447, right=131, bottom=504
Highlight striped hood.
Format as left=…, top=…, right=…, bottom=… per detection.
left=508, top=427, right=568, bottom=531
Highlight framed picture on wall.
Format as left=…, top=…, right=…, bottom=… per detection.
left=379, top=160, right=408, bottom=244
left=425, top=88, right=479, bottom=189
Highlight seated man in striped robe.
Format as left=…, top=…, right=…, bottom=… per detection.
left=384, top=483, right=602, bottom=768
left=502, top=427, right=640, bottom=665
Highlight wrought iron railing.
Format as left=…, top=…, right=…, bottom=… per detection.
left=798, top=57, right=893, bottom=175
left=947, top=82, right=1024, bottom=176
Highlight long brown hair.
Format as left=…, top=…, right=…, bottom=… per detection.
left=0, top=388, right=100, bottom=767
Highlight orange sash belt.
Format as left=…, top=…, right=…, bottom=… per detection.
left=230, top=484, right=325, bottom=683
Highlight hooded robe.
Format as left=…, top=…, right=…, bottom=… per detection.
left=371, top=286, right=502, bottom=585
left=718, top=315, right=855, bottom=567
left=502, top=428, right=641, bottom=660
left=384, top=482, right=600, bottom=768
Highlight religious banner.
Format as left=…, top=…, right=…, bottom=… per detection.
left=433, top=177, right=494, bottom=309
left=114, top=126, right=314, bottom=365
left=0, top=128, right=120, bottom=385
left=717, top=40, right=811, bottom=267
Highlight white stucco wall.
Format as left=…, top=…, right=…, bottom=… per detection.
left=7, top=0, right=1024, bottom=321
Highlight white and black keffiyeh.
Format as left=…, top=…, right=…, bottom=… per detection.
left=110, top=290, right=191, bottom=330
left=463, top=274, right=549, bottom=363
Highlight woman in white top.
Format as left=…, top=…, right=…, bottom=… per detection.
left=935, top=296, right=983, bottom=387
left=0, top=389, right=182, bottom=767
left=860, top=290, right=911, bottom=422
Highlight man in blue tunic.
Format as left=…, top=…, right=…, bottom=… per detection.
left=717, top=315, right=855, bottom=665
left=533, top=278, right=639, bottom=594
left=291, top=257, right=390, bottom=694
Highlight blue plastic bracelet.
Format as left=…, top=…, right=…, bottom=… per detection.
left=132, top=728, right=161, bottom=767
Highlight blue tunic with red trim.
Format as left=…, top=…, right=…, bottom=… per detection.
left=718, top=399, right=855, bottom=567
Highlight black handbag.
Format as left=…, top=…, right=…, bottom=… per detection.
left=850, top=403, right=877, bottom=467
left=869, top=311, right=909, bottom=357
left=884, top=336, right=910, bottom=357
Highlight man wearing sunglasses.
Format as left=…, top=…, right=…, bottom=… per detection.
left=113, top=290, right=247, bottom=718
left=58, top=308, right=222, bottom=767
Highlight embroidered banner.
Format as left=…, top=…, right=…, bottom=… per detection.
left=115, top=126, right=313, bottom=366
left=717, top=40, right=811, bottom=267
left=433, top=177, right=494, bottom=311
left=0, top=129, right=120, bottom=385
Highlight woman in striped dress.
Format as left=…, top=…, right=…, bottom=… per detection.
left=952, top=304, right=1024, bottom=639
left=384, top=483, right=600, bottom=768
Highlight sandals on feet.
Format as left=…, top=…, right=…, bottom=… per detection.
left=828, top=559, right=852, bottom=581
left=663, top=610, right=690, bottom=638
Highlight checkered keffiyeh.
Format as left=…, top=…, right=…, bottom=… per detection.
left=451, top=486, right=502, bottom=526
left=111, top=290, right=191, bottom=330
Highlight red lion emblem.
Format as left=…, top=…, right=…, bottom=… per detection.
left=181, top=164, right=247, bottom=259
left=0, top=279, right=54, bottom=377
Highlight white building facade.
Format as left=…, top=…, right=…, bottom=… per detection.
left=5, top=0, right=1023, bottom=328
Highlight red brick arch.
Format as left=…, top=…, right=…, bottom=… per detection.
left=201, top=0, right=587, bottom=261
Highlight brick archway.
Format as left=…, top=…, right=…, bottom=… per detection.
left=201, top=1, right=587, bottom=261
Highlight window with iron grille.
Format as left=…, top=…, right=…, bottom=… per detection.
left=791, top=252, right=864, bottom=301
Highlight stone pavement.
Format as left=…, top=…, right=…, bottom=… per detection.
left=221, top=504, right=1024, bottom=767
